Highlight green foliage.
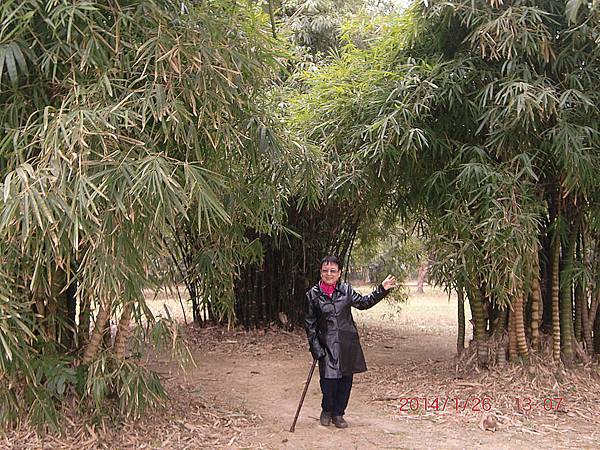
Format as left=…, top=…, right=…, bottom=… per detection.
left=291, top=0, right=600, bottom=311
left=0, top=0, right=297, bottom=429
left=280, top=0, right=357, bottom=54
left=32, top=356, right=77, bottom=399
left=147, top=307, right=196, bottom=370
left=83, top=354, right=166, bottom=419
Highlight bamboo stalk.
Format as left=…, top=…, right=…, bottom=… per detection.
left=515, top=290, right=529, bottom=360
left=494, top=307, right=508, bottom=339
left=82, top=301, right=110, bottom=364
left=457, top=286, right=465, bottom=355
left=574, top=282, right=584, bottom=342
left=530, top=250, right=542, bottom=352
left=530, top=279, right=541, bottom=352
left=560, top=216, right=577, bottom=363
left=574, top=233, right=583, bottom=342
left=78, top=295, right=90, bottom=348
left=594, top=306, right=600, bottom=354
left=114, top=304, right=133, bottom=360
left=551, top=230, right=561, bottom=362
left=584, top=290, right=599, bottom=352
left=582, top=239, right=597, bottom=353
left=267, top=0, right=277, bottom=38
left=508, top=308, right=517, bottom=362
left=467, top=283, right=488, bottom=364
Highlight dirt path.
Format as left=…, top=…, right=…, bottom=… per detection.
left=184, top=322, right=594, bottom=450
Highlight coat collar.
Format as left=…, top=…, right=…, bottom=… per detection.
left=314, top=281, right=346, bottom=298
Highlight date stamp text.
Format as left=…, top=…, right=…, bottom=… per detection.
left=397, top=396, right=564, bottom=413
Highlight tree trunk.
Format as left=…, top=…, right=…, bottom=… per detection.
left=574, top=234, right=583, bottom=343
left=494, top=307, right=508, bottom=339
left=530, top=276, right=542, bottom=352
left=582, top=237, right=598, bottom=353
left=508, top=308, right=518, bottom=362
left=560, top=218, right=577, bottom=364
left=594, top=304, right=600, bottom=354
left=416, top=260, right=428, bottom=294
left=574, top=281, right=584, bottom=343
left=584, top=290, right=599, bottom=352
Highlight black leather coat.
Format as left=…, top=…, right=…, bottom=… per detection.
left=304, top=282, right=388, bottom=379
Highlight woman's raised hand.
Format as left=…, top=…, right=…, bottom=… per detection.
left=382, top=275, right=397, bottom=291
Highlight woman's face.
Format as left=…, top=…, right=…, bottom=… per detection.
left=320, top=262, right=341, bottom=285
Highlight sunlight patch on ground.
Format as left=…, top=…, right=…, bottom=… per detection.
left=353, top=282, right=472, bottom=339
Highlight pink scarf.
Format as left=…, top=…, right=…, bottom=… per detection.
left=320, top=281, right=335, bottom=299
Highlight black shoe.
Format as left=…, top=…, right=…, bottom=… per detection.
left=332, top=416, right=348, bottom=428
left=320, top=410, right=332, bottom=426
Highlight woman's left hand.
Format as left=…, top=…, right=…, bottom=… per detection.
left=382, top=274, right=397, bottom=291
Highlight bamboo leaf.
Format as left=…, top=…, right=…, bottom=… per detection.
left=0, top=48, right=6, bottom=85
left=10, top=42, right=27, bottom=77
left=4, top=45, right=17, bottom=85
left=565, top=0, right=584, bottom=23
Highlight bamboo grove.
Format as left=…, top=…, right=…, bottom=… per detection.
left=284, top=0, right=600, bottom=367
left=0, top=0, right=310, bottom=428
left=3, top=0, right=600, bottom=432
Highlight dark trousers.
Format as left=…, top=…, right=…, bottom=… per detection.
left=320, top=374, right=353, bottom=416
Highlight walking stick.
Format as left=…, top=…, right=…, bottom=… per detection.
left=289, top=358, right=317, bottom=432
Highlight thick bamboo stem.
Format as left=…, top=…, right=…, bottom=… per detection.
left=515, top=291, right=528, bottom=360
left=530, top=281, right=541, bottom=352
left=114, top=304, right=133, bottom=360
left=82, top=301, right=110, bottom=364
left=530, top=252, right=542, bottom=352
left=574, top=233, right=583, bottom=342
left=574, top=282, right=583, bottom=342
left=560, top=217, right=577, bottom=363
left=594, top=306, right=600, bottom=354
left=584, top=290, right=599, bottom=352
left=494, top=307, right=508, bottom=339
left=467, top=283, right=488, bottom=364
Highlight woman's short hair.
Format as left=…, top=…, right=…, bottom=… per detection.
left=320, top=255, right=342, bottom=271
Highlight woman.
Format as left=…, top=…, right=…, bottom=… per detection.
left=304, top=255, right=397, bottom=428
